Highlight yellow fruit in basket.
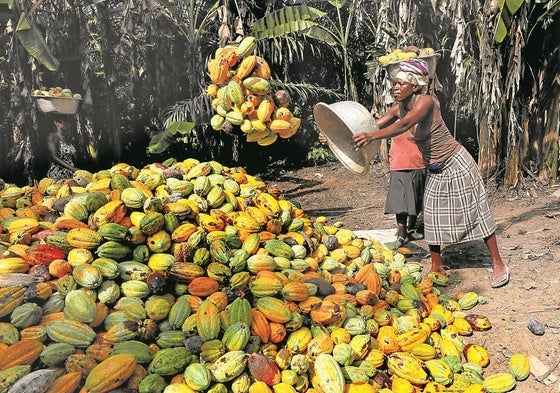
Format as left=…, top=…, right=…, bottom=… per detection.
left=425, top=47, right=435, bottom=54
left=379, top=55, right=390, bottom=65
left=397, top=52, right=417, bottom=61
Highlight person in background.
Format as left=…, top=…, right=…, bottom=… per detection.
left=46, top=117, right=78, bottom=181
left=351, top=58, right=509, bottom=288
left=382, top=125, right=426, bottom=249
left=319, top=104, right=426, bottom=249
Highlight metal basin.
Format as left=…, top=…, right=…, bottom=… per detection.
left=313, top=101, right=381, bottom=175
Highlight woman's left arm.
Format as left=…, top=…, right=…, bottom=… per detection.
left=354, top=95, right=434, bottom=148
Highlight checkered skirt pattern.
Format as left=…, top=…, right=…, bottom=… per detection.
left=423, top=147, right=496, bottom=245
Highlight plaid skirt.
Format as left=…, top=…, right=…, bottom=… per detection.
left=423, top=147, right=496, bottom=245
left=384, top=169, right=426, bottom=216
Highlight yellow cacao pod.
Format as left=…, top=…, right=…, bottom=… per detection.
left=257, top=99, right=275, bottom=122
left=482, top=372, right=516, bottom=393
left=509, top=353, right=530, bottom=381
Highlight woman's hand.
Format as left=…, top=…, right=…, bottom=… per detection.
left=318, top=133, right=328, bottom=145
left=352, top=132, right=372, bottom=150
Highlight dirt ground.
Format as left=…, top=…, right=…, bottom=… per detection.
left=263, top=161, right=560, bottom=392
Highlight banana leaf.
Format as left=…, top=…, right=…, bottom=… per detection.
left=250, top=6, right=326, bottom=39
left=494, top=15, right=508, bottom=43
left=148, top=121, right=195, bottom=154
left=504, top=0, right=525, bottom=14
left=494, top=0, right=526, bottom=43
left=148, top=131, right=177, bottom=155
left=303, top=26, right=337, bottom=46
left=15, top=12, right=59, bottom=71
left=166, top=120, right=196, bottom=136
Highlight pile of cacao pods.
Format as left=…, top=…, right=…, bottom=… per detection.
left=206, top=36, right=301, bottom=146
left=0, top=159, right=529, bottom=393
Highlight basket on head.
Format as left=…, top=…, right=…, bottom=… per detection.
left=32, top=96, right=82, bottom=115
left=313, top=101, right=381, bottom=176
left=383, top=53, right=440, bottom=80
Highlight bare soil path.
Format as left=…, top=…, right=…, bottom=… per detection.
left=262, top=161, right=560, bottom=392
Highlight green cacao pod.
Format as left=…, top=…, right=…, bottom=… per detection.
left=148, top=347, right=193, bottom=376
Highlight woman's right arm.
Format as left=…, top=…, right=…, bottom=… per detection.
left=374, top=104, right=400, bottom=129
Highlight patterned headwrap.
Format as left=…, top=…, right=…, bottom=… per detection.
left=394, top=58, right=429, bottom=86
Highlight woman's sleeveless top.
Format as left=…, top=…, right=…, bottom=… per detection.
left=412, top=96, right=461, bottom=165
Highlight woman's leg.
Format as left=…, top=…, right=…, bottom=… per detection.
left=396, top=213, right=408, bottom=238
left=407, top=215, right=424, bottom=240
left=429, top=244, right=446, bottom=275
left=407, top=215, right=417, bottom=231
left=485, top=233, right=509, bottom=285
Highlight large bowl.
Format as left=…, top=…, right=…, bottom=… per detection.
left=32, top=96, right=82, bottom=115
left=382, top=53, right=441, bottom=79
left=313, top=101, right=381, bottom=176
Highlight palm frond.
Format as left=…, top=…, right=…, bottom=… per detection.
left=162, top=94, right=213, bottom=128
left=250, top=5, right=326, bottom=38
left=273, top=81, right=344, bottom=103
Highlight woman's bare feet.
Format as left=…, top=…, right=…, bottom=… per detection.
left=429, top=267, right=447, bottom=276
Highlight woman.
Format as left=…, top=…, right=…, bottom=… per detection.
left=46, top=117, right=78, bottom=181
left=352, top=58, right=509, bottom=288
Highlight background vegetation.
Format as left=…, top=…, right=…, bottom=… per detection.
left=0, top=0, right=557, bottom=188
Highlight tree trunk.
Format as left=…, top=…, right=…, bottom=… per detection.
left=96, top=4, right=121, bottom=164
left=478, top=114, right=501, bottom=180
left=540, top=95, right=559, bottom=185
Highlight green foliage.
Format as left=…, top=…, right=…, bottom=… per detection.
left=494, top=0, right=526, bottom=42
left=147, top=121, right=196, bottom=155
left=306, top=144, right=336, bottom=166
left=15, top=12, right=59, bottom=71
left=250, top=6, right=326, bottom=39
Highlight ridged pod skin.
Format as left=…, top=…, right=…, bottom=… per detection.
left=208, top=57, right=230, bottom=85
left=0, top=365, right=32, bottom=392
left=66, top=228, right=103, bottom=249
left=313, top=353, right=345, bottom=393
left=84, top=353, right=137, bottom=393
left=23, top=243, right=66, bottom=266
left=209, top=350, right=248, bottom=383
left=196, top=300, right=221, bottom=341
left=482, top=372, right=517, bottom=393
left=509, top=353, right=530, bottom=381
left=387, top=352, right=430, bottom=385
left=0, top=338, right=45, bottom=370
left=256, top=297, right=292, bottom=323
left=464, top=343, right=490, bottom=367
left=45, top=371, right=82, bottom=393
left=247, top=353, right=281, bottom=386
